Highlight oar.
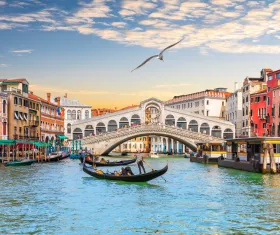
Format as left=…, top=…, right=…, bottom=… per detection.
left=143, top=160, right=167, bottom=182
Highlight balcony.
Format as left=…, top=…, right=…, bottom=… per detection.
left=13, top=135, right=40, bottom=141
left=3, top=87, right=22, bottom=94
left=29, top=120, right=39, bottom=127
left=259, top=115, right=266, bottom=120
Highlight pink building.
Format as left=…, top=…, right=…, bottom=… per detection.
left=271, top=86, right=280, bottom=136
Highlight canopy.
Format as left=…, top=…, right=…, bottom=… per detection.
left=57, top=135, right=68, bottom=140
left=33, top=142, right=49, bottom=147
left=0, top=140, right=16, bottom=145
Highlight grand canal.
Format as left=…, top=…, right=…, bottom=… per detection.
left=1, top=157, right=280, bottom=234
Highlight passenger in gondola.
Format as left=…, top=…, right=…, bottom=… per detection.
left=121, top=167, right=128, bottom=175
left=100, top=158, right=106, bottom=164
left=125, top=166, right=134, bottom=176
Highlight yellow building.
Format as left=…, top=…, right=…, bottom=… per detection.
left=0, top=79, right=41, bottom=141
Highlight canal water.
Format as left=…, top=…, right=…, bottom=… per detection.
left=0, top=157, right=280, bottom=235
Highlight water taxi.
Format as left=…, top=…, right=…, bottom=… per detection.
left=218, top=137, right=280, bottom=173
left=190, top=141, right=226, bottom=164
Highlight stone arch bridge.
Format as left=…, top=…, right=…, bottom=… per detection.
left=82, top=124, right=224, bottom=156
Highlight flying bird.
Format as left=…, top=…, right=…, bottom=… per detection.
left=131, top=38, right=184, bottom=72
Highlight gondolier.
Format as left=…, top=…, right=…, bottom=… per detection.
left=136, top=154, right=146, bottom=174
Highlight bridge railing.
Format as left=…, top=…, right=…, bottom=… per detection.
left=82, top=123, right=223, bottom=144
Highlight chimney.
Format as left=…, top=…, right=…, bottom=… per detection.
left=47, top=93, right=51, bottom=103
left=64, top=93, right=67, bottom=98
left=234, top=82, right=238, bottom=92
left=57, top=97, right=61, bottom=106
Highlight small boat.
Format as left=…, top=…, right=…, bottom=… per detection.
left=59, top=152, right=70, bottom=160
left=121, top=152, right=128, bottom=156
left=83, top=164, right=168, bottom=182
left=80, top=157, right=137, bottom=167
left=49, top=152, right=61, bottom=162
left=150, top=152, right=159, bottom=158
left=5, top=159, right=36, bottom=166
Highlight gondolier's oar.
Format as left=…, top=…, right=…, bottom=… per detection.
left=143, top=160, right=167, bottom=182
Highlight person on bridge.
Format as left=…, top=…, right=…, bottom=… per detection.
left=137, top=154, right=146, bottom=174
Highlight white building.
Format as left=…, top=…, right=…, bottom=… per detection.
left=225, top=83, right=243, bottom=137
left=165, top=88, right=230, bottom=118
left=53, top=94, right=92, bottom=139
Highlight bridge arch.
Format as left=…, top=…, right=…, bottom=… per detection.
left=177, top=117, right=187, bottom=129
left=85, top=125, right=94, bottom=137
left=188, top=120, right=198, bottom=132
left=200, top=123, right=210, bottom=135
left=108, top=120, right=118, bottom=132
left=131, top=114, right=141, bottom=125
left=165, top=114, right=175, bottom=126
left=211, top=125, right=222, bottom=138
left=99, top=131, right=198, bottom=155
left=73, top=128, right=83, bottom=140
left=96, top=122, right=106, bottom=135
left=119, top=117, right=129, bottom=128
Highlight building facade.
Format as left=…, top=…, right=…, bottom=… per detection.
left=0, top=92, right=8, bottom=140
left=29, top=92, right=64, bottom=143
left=250, top=89, right=267, bottom=137
left=225, top=83, right=243, bottom=137
left=0, top=79, right=41, bottom=141
left=53, top=94, right=91, bottom=140
left=165, top=88, right=231, bottom=118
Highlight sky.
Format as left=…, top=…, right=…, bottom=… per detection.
left=1, top=0, right=280, bottom=109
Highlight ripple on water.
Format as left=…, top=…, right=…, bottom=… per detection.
left=1, top=158, right=280, bottom=234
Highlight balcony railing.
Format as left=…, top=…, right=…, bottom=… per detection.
left=3, top=87, right=22, bottom=94
left=13, top=135, right=40, bottom=141
left=29, top=120, right=39, bottom=127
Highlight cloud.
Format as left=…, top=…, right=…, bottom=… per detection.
left=0, top=64, right=8, bottom=67
left=29, top=84, right=113, bottom=95
left=0, top=0, right=6, bottom=7
left=11, top=49, right=33, bottom=53
left=120, top=0, right=157, bottom=15
left=111, top=22, right=127, bottom=28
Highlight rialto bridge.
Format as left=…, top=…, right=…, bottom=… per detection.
left=70, top=98, right=235, bottom=155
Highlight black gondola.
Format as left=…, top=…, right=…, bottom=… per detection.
left=80, top=157, right=137, bottom=167
left=82, top=164, right=168, bottom=182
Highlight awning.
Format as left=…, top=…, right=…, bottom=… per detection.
left=33, top=142, right=49, bottom=147
left=29, top=109, right=37, bottom=114
left=57, top=135, right=68, bottom=140
left=0, top=140, right=16, bottom=146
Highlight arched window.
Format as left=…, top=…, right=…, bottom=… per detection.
left=224, top=128, right=234, bottom=139
left=3, top=100, right=6, bottom=114
left=72, top=110, right=76, bottom=120
left=108, top=120, right=118, bottom=132
left=189, top=120, right=198, bottom=132
left=165, top=114, right=175, bottom=126
left=77, top=110, right=81, bottom=120
left=119, top=117, right=129, bottom=128
left=131, top=114, right=141, bottom=125
left=85, top=110, right=89, bottom=119
left=85, top=125, right=94, bottom=137
left=211, top=125, right=222, bottom=138
left=177, top=117, right=186, bottom=129
left=200, top=123, right=210, bottom=135
left=67, top=123, right=71, bottom=134
left=73, top=128, right=83, bottom=140
left=67, top=110, right=71, bottom=120
left=96, top=122, right=106, bottom=134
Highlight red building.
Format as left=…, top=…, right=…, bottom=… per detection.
left=250, top=89, right=267, bottom=136
left=266, top=69, right=280, bottom=136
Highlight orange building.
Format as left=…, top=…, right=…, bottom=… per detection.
left=28, top=92, right=64, bottom=144
left=0, top=92, right=8, bottom=140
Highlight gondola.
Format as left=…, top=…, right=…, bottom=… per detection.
left=59, top=152, right=70, bottom=160
left=82, top=164, right=168, bottom=182
left=80, top=157, right=137, bottom=167
left=5, top=159, right=36, bottom=167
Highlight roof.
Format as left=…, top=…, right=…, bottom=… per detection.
left=28, top=92, right=60, bottom=107
left=52, top=97, right=91, bottom=108
left=119, top=104, right=139, bottom=110
left=0, top=78, right=29, bottom=84
left=251, top=89, right=267, bottom=96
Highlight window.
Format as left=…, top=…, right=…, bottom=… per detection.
left=222, top=111, right=224, bottom=118
left=246, top=107, right=248, bottom=115
left=276, top=73, right=280, bottom=79
left=242, top=121, right=245, bottom=127
left=268, top=87, right=271, bottom=92
left=243, top=108, right=245, bottom=116
left=222, top=101, right=224, bottom=106
left=246, top=119, right=248, bottom=126
left=85, top=110, right=89, bottom=119
left=272, top=105, right=275, bottom=117
left=3, top=122, right=6, bottom=136
left=2, top=100, right=6, bottom=114
left=206, top=100, right=209, bottom=105
left=14, top=111, right=19, bottom=120
left=24, top=99, right=29, bottom=107
left=263, top=123, right=266, bottom=128
left=246, top=86, right=248, bottom=91
left=251, top=109, right=253, bottom=116
left=268, top=75, right=273, bottom=80
left=36, top=104, right=39, bottom=111
left=263, top=96, right=266, bottom=101
left=206, top=110, right=209, bottom=116
left=195, top=101, right=199, bottom=107
left=273, top=91, right=276, bottom=97
left=246, top=96, right=248, bottom=102
left=77, top=110, right=81, bottom=120
left=243, top=98, right=245, bottom=104
left=19, top=98, right=22, bottom=106
left=22, top=84, right=29, bottom=93
left=255, top=97, right=260, bottom=102
left=67, top=110, right=71, bottom=120
left=14, top=97, right=18, bottom=105
left=267, top=97, right=270, bottom=106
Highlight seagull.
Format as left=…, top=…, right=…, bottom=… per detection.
left=131, top=38, right=184, bottom=72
